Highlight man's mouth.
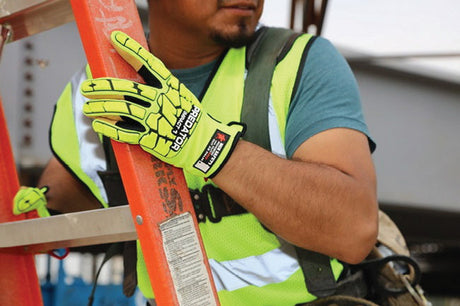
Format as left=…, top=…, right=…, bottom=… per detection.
left=219, top=1, right=257, bottom=11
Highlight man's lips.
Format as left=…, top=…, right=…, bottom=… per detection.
left=220, top=1, right=257, bottom=10
left=219, top=2, right=257, bottom=17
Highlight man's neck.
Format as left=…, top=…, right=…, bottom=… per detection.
left=148, top=21, right=225, bottom=70
left=148, top=37, right=224, bottom=70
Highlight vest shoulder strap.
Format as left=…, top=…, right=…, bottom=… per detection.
left=97, top=136, right=128, bottom=206
left=242, top=27, right=301, bottom=150
left=241, top=27, right=338, bottom=297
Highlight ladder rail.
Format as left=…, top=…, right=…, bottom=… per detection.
left=70, top=1, right=219, bottom=305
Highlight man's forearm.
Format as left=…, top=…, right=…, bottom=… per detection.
left=213, top=139, right=378, bottom=264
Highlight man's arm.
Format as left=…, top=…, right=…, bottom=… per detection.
left=213, top=127, right=378, bottom=264
left=38, top=156, right=103, bottom=213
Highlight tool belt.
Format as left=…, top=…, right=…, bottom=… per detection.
left=189, top=186, right=430, bottom=306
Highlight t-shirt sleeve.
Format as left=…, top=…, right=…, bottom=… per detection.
left=285, top=36, right=376, bottom=158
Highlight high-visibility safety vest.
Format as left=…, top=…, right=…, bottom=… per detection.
left=50, top=30, right=344, bottom=305
left=50, top=64, right=109, bottom=207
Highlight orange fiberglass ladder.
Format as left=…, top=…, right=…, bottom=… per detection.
left=0, top=1, right=219, bottom=305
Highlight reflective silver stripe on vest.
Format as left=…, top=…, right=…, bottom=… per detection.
left=209, top=239, right=300, bottom=292
left=70, top=67, right=108, bottom=203
left=269, top=96, right=286, bottom=158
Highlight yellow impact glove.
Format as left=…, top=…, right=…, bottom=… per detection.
left=82, top=31, right=245, bottom=178
left=13, top=186, right=50, bottom=218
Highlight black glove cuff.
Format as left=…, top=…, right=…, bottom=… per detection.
left=207, top=122, right=246, bottom=179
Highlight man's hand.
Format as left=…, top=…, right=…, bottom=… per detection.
left=81, top=31, right=245, bottom=178
left=13, top=186, right=50, bottom=218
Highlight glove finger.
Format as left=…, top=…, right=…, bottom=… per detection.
left=13, top=189, right=30, bottom=214
left=92, top=118, right=142, bottom=144
left=140, top=132, right=174, bottom=157
left=81, top=78, right=160, bottom=110
left=83, top=99, right=148, bottom=122
left=84, top=98, right=179, bottom=140
left=110, top=31, right=173, bottom=89
left=13, top=187, right=45, bottom=214
left=40, top=186, right=49, bottom=194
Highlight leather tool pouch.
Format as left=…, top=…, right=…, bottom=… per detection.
left=355, top=211, right=429, bottom=306
left=303, top=211, right=430, bottom=306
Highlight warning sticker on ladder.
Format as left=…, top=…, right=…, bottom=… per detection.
left=160, top=213, right=218, bottom=306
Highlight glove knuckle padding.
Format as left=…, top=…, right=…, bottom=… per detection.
left=145, top=112, right=160, bottom=130
left=128, top=103, right=146, bottom=119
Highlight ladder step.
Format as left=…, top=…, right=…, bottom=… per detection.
left=0, top=0, right=74, bottom=43
left=0, top=206, right=137, bottom=253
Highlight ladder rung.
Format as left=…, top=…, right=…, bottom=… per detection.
left=0, top=0, right=74, bottom=42
left=0, top=206, right=137, bottom=253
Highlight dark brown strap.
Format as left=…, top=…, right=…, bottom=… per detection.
left=122, top=240, right=138, bottom=297
left=98, top=136, right=128, bottom=206
left=295, top=248, right=338, bottom=298
left=190, top=185, right=246, bottom=223
left=242, top=27, right=300, bottom=150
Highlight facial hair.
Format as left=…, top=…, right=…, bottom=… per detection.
left=210, top=0, right=259, bottom=48
left=210, top=21, right=258, bottom=48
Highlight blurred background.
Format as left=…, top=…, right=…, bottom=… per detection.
left=0, top=0, right=459, bottom=305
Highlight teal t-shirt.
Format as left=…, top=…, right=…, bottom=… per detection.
left=172, top=36, right=375, bottom=158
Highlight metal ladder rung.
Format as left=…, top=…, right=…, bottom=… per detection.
left=0, top=0, right=74, bottom=43
left=0, top=206, right=136, bottom=253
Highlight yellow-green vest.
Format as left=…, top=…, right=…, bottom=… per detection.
left=50, top=65, right=109, bottom=207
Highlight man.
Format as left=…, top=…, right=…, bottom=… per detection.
left=15, top=0, right=378, bottom=304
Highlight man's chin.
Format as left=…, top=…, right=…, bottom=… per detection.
left=210, top=24, right=257, bottom=48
